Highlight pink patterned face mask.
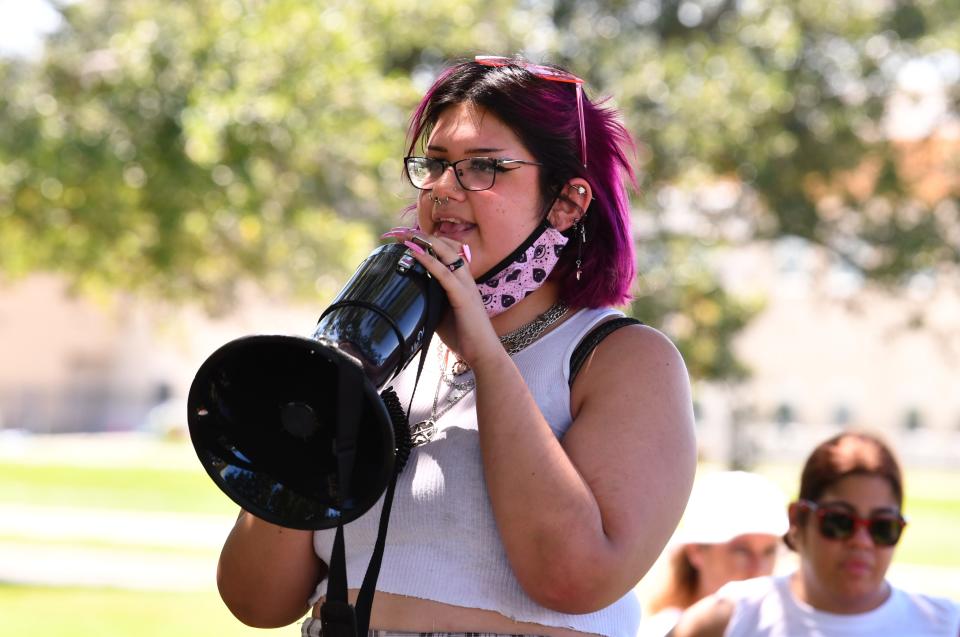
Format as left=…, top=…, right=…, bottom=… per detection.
left=474, top=220, right=568, bottom=317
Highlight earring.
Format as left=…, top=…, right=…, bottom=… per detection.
left=575, top=185, right=586, bottom=196
left=575, top=216, right=587, bottom=281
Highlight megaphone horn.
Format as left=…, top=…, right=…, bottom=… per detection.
left=187, top=242, right=447, bottom=530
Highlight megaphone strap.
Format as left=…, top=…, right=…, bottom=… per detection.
left=322, top=310, right=437, bottom=637
left=321, top=526, right=357, bottom=637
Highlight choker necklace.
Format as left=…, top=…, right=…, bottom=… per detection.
left=450, top=302, right=569, bottom=376
left=499, top=302, right=569, bottom=354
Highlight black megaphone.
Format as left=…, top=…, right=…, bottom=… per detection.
left=186, top=242, right=447, bottom=530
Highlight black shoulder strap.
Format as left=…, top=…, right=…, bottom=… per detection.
left=568, top=316, right=642, bottom=387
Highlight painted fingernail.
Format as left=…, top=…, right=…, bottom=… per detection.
left=459, top=244, right=472, bottom=263
left=403, top=240, right=426, bottom=255
left=390, top=226, right=417, bottom=233
left=381, top=230, right=406, bottom=239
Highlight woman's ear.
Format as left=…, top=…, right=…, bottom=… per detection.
left=684, top=544, right=706, bottom=570
left=547, top=179, right=592, bottom=232
left=785, top=502, right=804, bottom=551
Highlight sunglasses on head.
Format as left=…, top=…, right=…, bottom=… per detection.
left=475, top=55, right=588, bottom=168
left=797, top=499, right=907, bottom=547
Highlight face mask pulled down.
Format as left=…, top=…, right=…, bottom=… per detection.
left=474, top=220, right=568, bottom=317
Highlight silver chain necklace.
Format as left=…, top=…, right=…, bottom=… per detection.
left=410, top=350, right=475, bottom=446
left=409, top=303, right=570, bottom=446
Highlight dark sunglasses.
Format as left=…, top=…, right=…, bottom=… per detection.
left=798, top=499, right=907, bottom=547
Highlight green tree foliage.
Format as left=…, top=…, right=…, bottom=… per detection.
left=561, top=0, right=959, bottom=378
left=1, top=0, right=957, bottom=379
left=0, top=0, right=534, bottom=308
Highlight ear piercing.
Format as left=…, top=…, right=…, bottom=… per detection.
left=574, top=185, right=586, bottom=195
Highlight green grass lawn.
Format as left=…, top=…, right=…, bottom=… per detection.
left=0, top=585, right=293, bottom=636
left=0, top=460, right=236, bottom=514
left=1, top=438, right=957, bottom=635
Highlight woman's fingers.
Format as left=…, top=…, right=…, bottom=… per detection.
left=383, top=229, right=470, bottom=276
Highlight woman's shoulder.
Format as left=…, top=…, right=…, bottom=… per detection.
left=564, top=307, right=678, bottom=357
left=577, top=314, right=684, bottom=376
left=888, top=585, right=960, bottom=629
left=668, top=594, right=737, bottom=637
left=671, top=576, right=782, bottom=637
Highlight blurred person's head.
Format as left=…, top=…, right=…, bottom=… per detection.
left=785, top=430, right=907, bottom=614
left=648, top=471, right=788, bottom=613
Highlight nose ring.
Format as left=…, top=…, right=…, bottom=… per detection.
left=431, top=195, right=449, bottom=206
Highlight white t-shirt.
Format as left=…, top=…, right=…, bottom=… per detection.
left=718, top=574, right=960, bottom=637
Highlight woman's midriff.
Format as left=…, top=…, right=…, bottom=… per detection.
left=311, top=591, right=600, bottom=637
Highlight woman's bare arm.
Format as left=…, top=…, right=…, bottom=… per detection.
left=474, top=323, right=697, bottom=613
left=217, top=511, right=326, bottom=628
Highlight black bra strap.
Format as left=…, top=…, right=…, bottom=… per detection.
left=568, top=316, right=642, bottom=386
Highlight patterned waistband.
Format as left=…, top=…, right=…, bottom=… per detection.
left=301, top=617, right=536, bottom=637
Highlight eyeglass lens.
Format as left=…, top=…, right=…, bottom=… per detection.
left=405, top=157, right=500, bottom=191
left=818, top=510, right=904, bottom=546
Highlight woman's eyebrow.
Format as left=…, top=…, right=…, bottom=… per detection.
left=425, top=144, right=508, bottom=154
left=819, top=500, right=900, bottom=516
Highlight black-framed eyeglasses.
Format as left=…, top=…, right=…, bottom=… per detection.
left=798, top=500, right=907, bottom=547
left=403, top=156, right=543, bottom=192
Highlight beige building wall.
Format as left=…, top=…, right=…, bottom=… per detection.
left=2, top=250, right=958, bottom=467
left=696, top=241, right=960, bottom=467
left=0, top=274, right=318, bottom=433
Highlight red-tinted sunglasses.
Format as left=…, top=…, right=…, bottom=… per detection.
left=798, top=499, right=907, bottom=547
left=475, top=55, right=587, bottom=168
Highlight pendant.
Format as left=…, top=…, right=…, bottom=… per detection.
left=410, top=419, right=436, bottom=446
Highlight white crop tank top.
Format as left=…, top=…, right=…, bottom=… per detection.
left=308, top=307, right=641, bottom=637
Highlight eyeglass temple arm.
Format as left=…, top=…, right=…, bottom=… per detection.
left=576, top=84, right=586, bottom=168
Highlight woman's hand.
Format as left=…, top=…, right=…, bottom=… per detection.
left=381, top=228, right=501, bottom=367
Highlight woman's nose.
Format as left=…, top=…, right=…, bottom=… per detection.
left=433, top=164, right=463, bottom=192
left=848, top=522, right=876, bottom=548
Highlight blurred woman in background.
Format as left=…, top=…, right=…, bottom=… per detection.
left=639, top=471, right=788, bottom=637
left=671, top=431, right=960, bottom=637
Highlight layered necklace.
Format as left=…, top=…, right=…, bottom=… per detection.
left=409, top=302, right=569, bottom=446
